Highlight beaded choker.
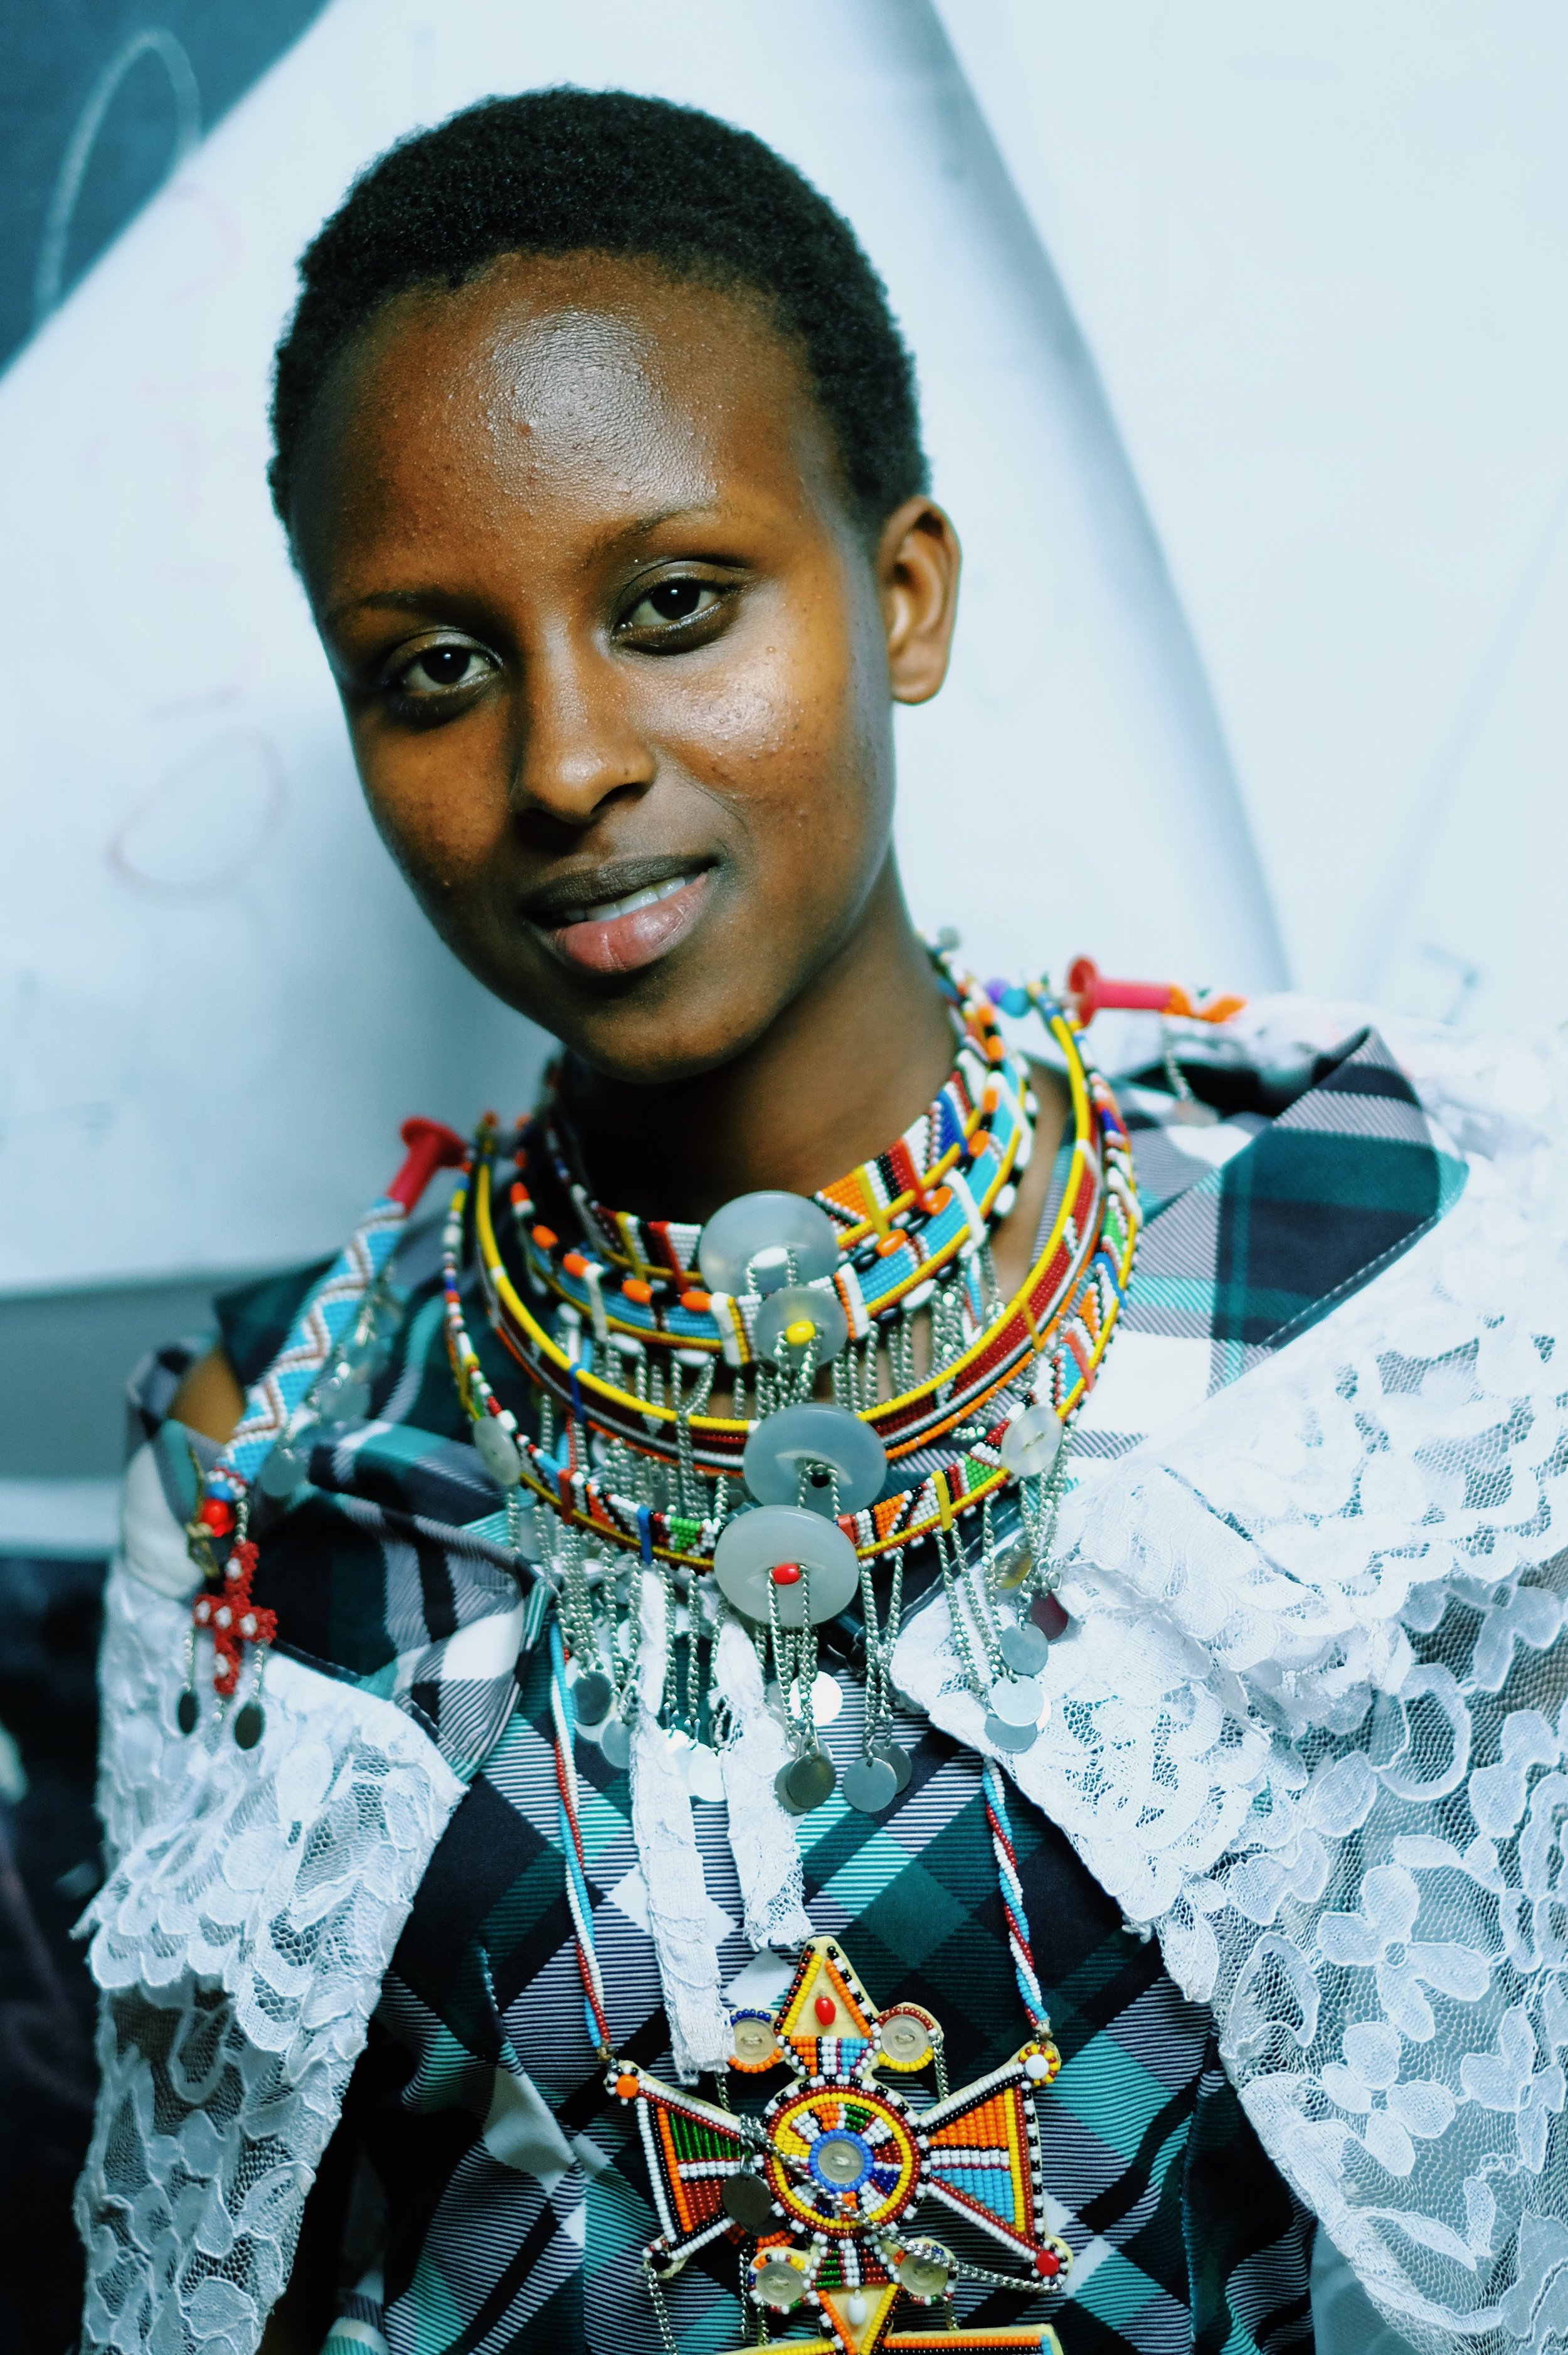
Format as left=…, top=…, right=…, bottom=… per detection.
left=445, top=952, right=1139, bottom=1580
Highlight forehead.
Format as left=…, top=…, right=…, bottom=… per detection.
left=292, top=250, right=841, bottom=558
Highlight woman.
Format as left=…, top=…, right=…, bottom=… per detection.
left=76, top=90, right=1567, bottom=2355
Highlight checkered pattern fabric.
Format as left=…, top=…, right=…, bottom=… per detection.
left=167, top=1023, right=1464, bottom=2355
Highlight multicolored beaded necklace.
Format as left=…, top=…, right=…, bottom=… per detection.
left=445, top=952, right=1137, bottom=1566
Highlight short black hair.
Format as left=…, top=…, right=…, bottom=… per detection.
left=269, top=87, right=928, bottom=538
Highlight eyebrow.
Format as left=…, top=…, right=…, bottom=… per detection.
left=323, top=502, right=731, bottom=629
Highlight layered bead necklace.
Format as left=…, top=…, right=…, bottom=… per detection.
left=441, top=949, right=1142, bottom=1814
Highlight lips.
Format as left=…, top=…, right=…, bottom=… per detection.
left=530, top=865, right=713, bottom=975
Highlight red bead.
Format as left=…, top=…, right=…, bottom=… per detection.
left=1034, top=2250, right=1060, bottom=2277
left=815, top=1994, right=836, bottom=2026
left=771, top=1562, right=802, bottom=1586
left=199, top=1497, right=235, bottom=1535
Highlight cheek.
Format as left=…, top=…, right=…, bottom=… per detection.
left=352, top=711, right=514, bottom=892
left=653, top=597, right=886, bottom=861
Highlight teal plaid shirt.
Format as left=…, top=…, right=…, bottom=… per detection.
left=154, top=1023, right=1461, bottom=2355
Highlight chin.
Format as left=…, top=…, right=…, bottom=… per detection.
left=548, top=981, right=779, bottom=1085
left=565, top=1020, right=758, bottom=1088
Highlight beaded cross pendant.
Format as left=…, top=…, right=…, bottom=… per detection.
left=610, top=1937, right=1070, bottom=2355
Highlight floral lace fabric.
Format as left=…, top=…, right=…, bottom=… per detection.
left=75, top=1546, right=463, bottom=2354
left=898, top=1011, right=1568, bottom=2354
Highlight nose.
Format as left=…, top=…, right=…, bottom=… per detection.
left=507, top=624, right=652, bottom=831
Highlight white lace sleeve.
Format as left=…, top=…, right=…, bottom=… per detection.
left=75, top=1499, right=464, bottom=2355
left=897, top=1021, right=1568, bottom=2355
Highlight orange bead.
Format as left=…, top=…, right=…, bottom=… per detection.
left=616, top=2072, right=640, bottom=2100
left=623, top=1277, right=654, bottom=1305
left=563, top=1251, right=590, bottom=1277
left=681, top=1288, right=712, bottom=1312
left=532, top=1225, right=558, bottom=1250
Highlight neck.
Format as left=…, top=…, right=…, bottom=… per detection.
left=560, top=864, right=955, bottom=1222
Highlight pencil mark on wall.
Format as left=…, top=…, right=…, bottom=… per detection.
left=109, top=728, right=287, bottom=895
left=33, top=29, right=201, bottom=330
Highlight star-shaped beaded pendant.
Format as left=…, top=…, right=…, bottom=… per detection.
left=610, top=1936, right=1071, bottom=2355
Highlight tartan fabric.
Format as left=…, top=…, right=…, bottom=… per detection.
left=171, top=1021, right=1466, bottom=2355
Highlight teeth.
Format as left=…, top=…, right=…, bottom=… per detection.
left=569, top=873, right=698, bottom=925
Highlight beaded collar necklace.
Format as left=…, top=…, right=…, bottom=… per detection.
left=445, top=951, right=1138, bottom=1576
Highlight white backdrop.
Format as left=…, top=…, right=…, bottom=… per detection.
left=4, top=0, right=1567, bottom=1299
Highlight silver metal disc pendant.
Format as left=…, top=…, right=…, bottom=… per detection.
left=1032, top=1590, right=1071, bottom=1641
left=999, top=1622, right=1051, bottom=1676
left=742, top=1401, right=886, bottom=1512
left=991, top=1533, right=1034, bottom=1590
left=778, top=1748, right=837, bottom=1812
left=842, top=1754, right=900, bottom=1813
left=598, top=1716, right=633, bottom=1769
left=697, top=1191, right=839, bottom=1294
left=999, top=1402, right=1064, bottom=1481
left=984, top=1711, right=1041, bottom=1753
left=686, top=1742, right=726, bottom=1803
left=752, top=1283, right=849, bottom=1368
left=258, top=1441, right=309, bottom=1499
left=571, top=1669, right=613, bottom=1729
left=712, top=1506, right=859, bottom=1627
left=988, top=1673, right=1046, bottom=1727
left=872, top=1738, right=914, bottom=1794
left=723, top=2171, right=776, bottom=2230
left=473, top=1415, right=523, bottom=1487
left=807, top=1668, right=844, bottom=1726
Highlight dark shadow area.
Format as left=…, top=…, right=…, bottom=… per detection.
left=0, top=1555, right=109, bottom=2355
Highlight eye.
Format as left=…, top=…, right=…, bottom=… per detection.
left=391, top=641, right=494, bottom=698
left=622, top=578, right=722, bottom=630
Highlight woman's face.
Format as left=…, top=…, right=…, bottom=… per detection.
left=289, top=252, right=958, bottom=1085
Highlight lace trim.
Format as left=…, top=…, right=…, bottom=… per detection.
left=898, top=1019, right=1568, bottom=2354
left=628, top=1572, right=729, bottom=2078
left=714, top=1619, right=813, bottom=1954
left=76, top=1550, right=463, bottom=2354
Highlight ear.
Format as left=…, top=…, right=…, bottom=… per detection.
left=877, top=497, right=961, bottom=706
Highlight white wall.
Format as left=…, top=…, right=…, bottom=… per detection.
left=935, top=1, right=1568, bottom=1025
left=4, top=0, right=1565, bottom=1304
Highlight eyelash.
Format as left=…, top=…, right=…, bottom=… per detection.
left=378, top=575, right=736, bottom=716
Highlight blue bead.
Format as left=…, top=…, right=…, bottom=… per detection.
left=937, top=1093, right=966, bottom=1155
